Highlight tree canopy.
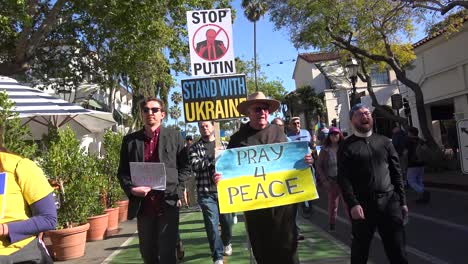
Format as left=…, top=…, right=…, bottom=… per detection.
left=0, top=0, right=231, bottom=101
left=399, top=0, right=468, bottom=15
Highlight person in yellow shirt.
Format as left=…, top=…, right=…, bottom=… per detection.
left=0, top=147, right=57, bottom=263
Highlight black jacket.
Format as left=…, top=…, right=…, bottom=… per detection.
left=117, top=127, right=190, bottom=220
left=337, top=133, right=406, bottom=209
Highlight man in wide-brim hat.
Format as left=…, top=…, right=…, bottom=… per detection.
left=213, top=91, right=314, bottom=264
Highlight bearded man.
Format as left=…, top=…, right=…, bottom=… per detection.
left=337, top=104, right=409, bottom=264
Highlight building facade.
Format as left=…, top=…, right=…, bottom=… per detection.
left=291, top=52, right=401, bottom=137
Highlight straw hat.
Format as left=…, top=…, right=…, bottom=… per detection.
left=237, top=92, right=280, bottom=115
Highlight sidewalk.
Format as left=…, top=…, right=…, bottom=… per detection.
left=54, top=209, right=350, bottom=264
left=54, top=219, right=138, bottom=264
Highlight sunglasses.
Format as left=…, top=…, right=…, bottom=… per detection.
left=253, top=106, right=269, bottom=113
left=293, top=121, right=300, bottom=125
left=143, top=107, right=161, bottom=114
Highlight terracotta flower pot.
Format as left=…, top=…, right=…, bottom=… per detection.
left=86, top=213, right=109, bottom=241
left=46, top=223, right=90, bottom=261
left=104, top=207, right=119, bottom=236
left=117, top=200, right=129, bottom=222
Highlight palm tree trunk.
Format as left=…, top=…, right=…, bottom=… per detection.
left=254, top=21, right=258, bottom=91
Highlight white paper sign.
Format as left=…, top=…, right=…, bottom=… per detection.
left=130, top=162, right=166, bottom=190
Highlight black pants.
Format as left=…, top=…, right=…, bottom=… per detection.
left=351, top=192, right=408, bottom=264
left=244, top=204, right=299, bottom=264
left=137, top=204, right=179, bottom=264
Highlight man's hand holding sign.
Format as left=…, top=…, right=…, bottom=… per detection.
left=214, top=141, right=318, bottom=213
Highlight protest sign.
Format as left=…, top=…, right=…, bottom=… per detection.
left=182, top=74, right=247, bottom=122
left=130, top=162, right=166, bottom=190
left=187, top=9, right=235, bottom=77
left=216, top=141, right=318, bottom=213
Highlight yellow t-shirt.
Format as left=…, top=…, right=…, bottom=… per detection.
left=0, top=152, right=53, bottom=255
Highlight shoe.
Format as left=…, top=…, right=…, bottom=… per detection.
left=224, top=243, right=232, bottom=256
left=297, top=234, right=305, bottom=241
left=329, top=224, right=336, bottom=232
left=176, top=241, right=185, bottom=260
left=214, top=260, right=224, bottom=264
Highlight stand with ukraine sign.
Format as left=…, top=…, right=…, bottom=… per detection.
left=215, top=141, right=319, bottom=213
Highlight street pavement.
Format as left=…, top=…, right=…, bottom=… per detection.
left=307, top=183, right=468, bottom=264
left=53, top=170, right=468, bottom=264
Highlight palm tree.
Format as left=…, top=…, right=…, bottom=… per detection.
left=241, top=0, right=267, bottom=91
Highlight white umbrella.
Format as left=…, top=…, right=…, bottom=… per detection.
left=0, top=76, right=116, bottom=139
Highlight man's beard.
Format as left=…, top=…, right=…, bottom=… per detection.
left=353, top=120, right=373, bottom=133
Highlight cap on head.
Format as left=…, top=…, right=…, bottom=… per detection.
left=349, top=103, right=368, bottom=119
left=290, top=116, right=300, bottom=124
left=185, top=135, right=193, bottom=141
left=236, top=92, right=280, bottom=115
left=329, top=126, right=341, bottom=134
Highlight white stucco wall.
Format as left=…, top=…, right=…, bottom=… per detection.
left=406, top=24, right=468, bottom=135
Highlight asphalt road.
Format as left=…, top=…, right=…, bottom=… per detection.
left=307, top=187, right=468, bottom=264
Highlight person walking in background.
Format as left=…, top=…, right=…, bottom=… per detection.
left=392, top=127, right=408, bottom=187
left=189, top=121, right=233, bottom=264
left=117, top=97, right=190, bottom=264
left=214, top=92, right=314, bottom=264
left=316, top=127, right=348, bottom=232
left=406, top=126, right=430, bottom=203
left=338, top=104, right=409, bottom=264
left=287, top=117, right=312, bottom=147
left=288, top=117, right=314, bottom=229
left=0, top=147, right=56, bottom=263
left=271, top=117, right=285, bottom=132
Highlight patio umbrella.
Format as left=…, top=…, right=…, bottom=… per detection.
left=0, top=76, right=116, bottom=139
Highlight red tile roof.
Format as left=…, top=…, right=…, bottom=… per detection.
left=298, top=52, right=340, bottom=63
left=413, top=16, right=468, bottom=48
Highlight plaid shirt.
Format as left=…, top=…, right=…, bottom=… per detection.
left=188, top=139, right=227, bottom=194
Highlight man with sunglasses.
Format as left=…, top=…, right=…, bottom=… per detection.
left=214, top=92, right=314, bottom=264
left=117, top=97, right=190, bottom=264
left=287, top=117, right=312, bottom=147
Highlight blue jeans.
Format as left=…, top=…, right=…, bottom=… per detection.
left=407, top=166, right=425, bottom=194
left=198, top=193, right=233, bottom=262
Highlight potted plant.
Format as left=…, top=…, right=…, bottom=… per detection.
left=99, top=130, right=125, bottom=233
left=40, top=127, right=99, bottom=260
left=85, top=155, right=109, bottom=241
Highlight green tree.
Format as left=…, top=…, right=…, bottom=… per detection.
left=267, top=0, right=440, bottom=149
left=0, top=1, right=231, bottom=116
left=399, top=0, right=467, bottom=15
left=169, top=105, right=182, bottom=125
left=0, top=92, right=37, bottom=158
left=241, top=0, right=267, bottom=91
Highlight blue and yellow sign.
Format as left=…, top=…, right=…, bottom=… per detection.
left=181, top=74, right=247, bottom=122
left=216, top=141, right=318, bottom=213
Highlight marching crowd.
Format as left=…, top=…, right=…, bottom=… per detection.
left=0, top=91, right=429, bottom=264
left=115, top=93, right=425, bottom=264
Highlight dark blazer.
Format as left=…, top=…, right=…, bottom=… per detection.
left=117, top=127, right=190, bottom=220
left=196, top=40, right=225, bottom=59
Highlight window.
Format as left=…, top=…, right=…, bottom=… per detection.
left=370, top=68, right=389, bottom=85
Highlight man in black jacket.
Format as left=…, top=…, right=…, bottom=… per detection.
left=214, top=92, right=314, bottom=264
left=337, top=104, right=408, bottom=264
left=117, top=97, right=190, bottom=264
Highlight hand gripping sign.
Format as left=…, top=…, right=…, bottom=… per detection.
left=215, top=141, right=319, bottom=213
